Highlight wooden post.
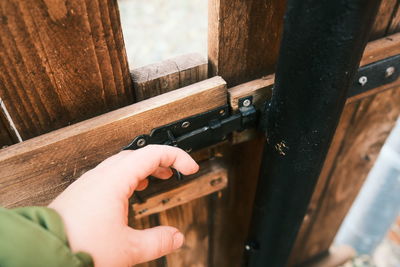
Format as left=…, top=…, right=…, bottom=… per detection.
left=0, top=0, right=133, bottom=140
left=208, top=0, right=286, bottom=266
left=130, top=54, right=210, bottom=267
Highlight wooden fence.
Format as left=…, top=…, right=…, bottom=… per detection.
left=0, top=0, right=399, bottom=266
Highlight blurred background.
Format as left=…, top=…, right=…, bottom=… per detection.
left=118, top=0, right=207, bottom=68
left=117, top=1, right=400, bottom=266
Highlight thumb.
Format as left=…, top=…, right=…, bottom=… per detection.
left=129, top=226, right=184, bottom=264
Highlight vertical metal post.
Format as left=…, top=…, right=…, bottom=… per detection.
left=245, top=0, right=382, bottom=266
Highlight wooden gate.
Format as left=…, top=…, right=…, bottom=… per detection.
left=0, top=0, right=399, bottom=266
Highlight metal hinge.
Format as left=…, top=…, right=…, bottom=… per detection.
left=124, top=96, right=259, bottom=153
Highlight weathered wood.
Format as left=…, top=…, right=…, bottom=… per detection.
left=387, top=4, right=400, bottom=34
left=208, top=0, right=286, bottom=87
left=360, top=32, right=400, bottom=66
left=132, top=53, right=208, bottom=100
left=208, top=1, right=285, bottom=266
left=133, top=160, right=227, bottom=219
left=159, top=198, right=209, bottom=267
left=0, top=0, right=133, bottom=140
left=369, top=0, right=398, bottom=40
left=289, top=3, right=400, bottom=264
left=131, top=54, right=211, bottom=267
left=0, top=77, right=227, bottom=208
left=0, top=115, right=15, bottom=148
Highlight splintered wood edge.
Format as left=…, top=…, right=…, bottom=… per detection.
left=133, top=161, right=227, bottom=219
left=131, top=53, right=208, bottom=84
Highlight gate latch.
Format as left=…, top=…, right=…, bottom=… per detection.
left=124, top=97, right=258, bottom=153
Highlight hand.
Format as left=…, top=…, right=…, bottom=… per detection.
left=49, top=145, right=199, bottom=267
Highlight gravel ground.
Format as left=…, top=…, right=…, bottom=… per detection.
left=118, top=0, right=208, bottom=68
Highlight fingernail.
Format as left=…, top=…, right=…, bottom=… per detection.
left=173, top=232, right=184, bottom=249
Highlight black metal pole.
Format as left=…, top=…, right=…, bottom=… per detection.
left=245, top=0, right=381, bottom=266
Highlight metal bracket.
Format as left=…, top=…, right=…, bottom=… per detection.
left=349, top=54, right=400, bottom=97
left=124, top=96, right=258, bottom=152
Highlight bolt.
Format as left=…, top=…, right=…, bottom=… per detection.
left=242, top=99, right=251, bottom=107
left=245, top=245, right=251, bottom=251
left=138, top=208, right=148, bottom=215
left=161, top=198, right=170, bottom=204
left=219, top=109, right=225, bottom=116
left=136, top=138, right=146, bottom=147
left=358, top=76, right=368, bottom=86
left=385, top=66, right=395, bottom=78
left=181, top=121, right=190, bottom=128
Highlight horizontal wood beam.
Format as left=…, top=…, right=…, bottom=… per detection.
left=132, top=159, right=227, bottom=219
left=0, top=77, right=227, bottom=207
left=0, top=33, right=398, bottom=210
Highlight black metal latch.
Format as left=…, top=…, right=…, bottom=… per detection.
left=124, top=97, right=258, bottom=153
left=124, top=54, right=399, bottom=153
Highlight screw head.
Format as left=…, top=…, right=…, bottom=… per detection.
left=358, top=76, right=368, bottom=86
left=219, top=109, right=225, bottom=116
left=245, top=245, right=251, bottom=251
left=242, top=99, right=251, bottom=107
left=185, top=148, right=192, bottom=153
left=181, top=121, right=190, bottom=128
left=136, top=138, right=146, bottom=147
left=385, top=66, right=395, bottom=78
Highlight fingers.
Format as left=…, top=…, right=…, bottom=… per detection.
left=115, top=145, right=198, bottom=184
left=151, top=167, right=173, bottom=179
left=128, top=226, right=184, bottom=264
left=136, top=179, right=148, bottom=191
left=91, top=145, right=199, bottom=198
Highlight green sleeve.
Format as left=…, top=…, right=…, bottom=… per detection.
left=0, top=206, right=93, bottom=267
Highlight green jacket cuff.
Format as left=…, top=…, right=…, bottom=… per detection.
left=0, top=206, right=93, bottom=267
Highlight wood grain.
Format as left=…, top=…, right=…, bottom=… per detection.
left=0, top=77, right=227, bottom=208
left=0, top=114, right=15, bottom=148
left=132, top=53, right=208, bottom=100
left=133, top=160, right=227, bottom=219
left=0, top=0, right=133, bottom=140
left=160, top=198, right=209, bottom=267
left=387, top=3, right=400, bottom=34
left=131, top=54, right=211, bottom=267
left=289, top=2, right=400, bottom=264
left=208, top=1, right=286, bottom=266
left=369, top=0, right=398, bottom=40
left=208, top=0, right=286, bottom=87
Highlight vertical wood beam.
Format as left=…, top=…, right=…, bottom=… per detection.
left=208, top=0, right=286, bottom=266
left=130, top=53, right=209, bottom=267
left=0, top=0, right=133, bottom=140
left=208, top=0, right=286, bottom=86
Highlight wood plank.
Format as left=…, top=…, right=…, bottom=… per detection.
left=0, top=115, right=15, bottom=148
left=368, top=0, right=398, bottom=40
left=208, top=0, right=286, bottom=87
left=208, top=1, right=286, bottom=266
left=289, top=4, right=400, bottom=264
left=296, top=87, right=400, bottom=265
left=360, top=32, right=400, bottom=66
left=133, top=160, right=227, bottom=219
left=0, top=0, right=133, bottom=140
left=387, top=4, right=400, bottom=34
left=0, top=77, right=227, bottom=208
left=159, top=198, right=209, bottom=267
left=132, top=53, right=208, bottom=100
left=131, top=54, right=210, bottom=267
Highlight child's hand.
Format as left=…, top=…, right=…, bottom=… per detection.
left=49, top=145, right=199, bottom=267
